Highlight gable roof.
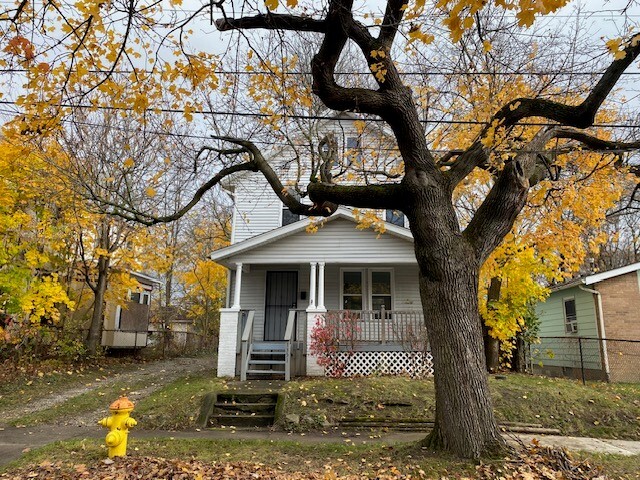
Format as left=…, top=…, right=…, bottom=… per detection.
left=551, top=261, right=640, bottom=292
left=584, top=261, right=640, bottom=285
left=210, top=207, right=413, bottom=266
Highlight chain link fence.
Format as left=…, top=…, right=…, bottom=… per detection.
left=528, top=336, right=640, bottom=383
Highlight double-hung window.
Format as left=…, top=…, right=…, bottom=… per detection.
left=341, top=269, right=393, bottom=311
left=342, top=270, right=363, bottom=310
left=563, top=297, right=578, bottom=333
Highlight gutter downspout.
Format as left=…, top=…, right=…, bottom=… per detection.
left=579, top=285, right=611, bottom=382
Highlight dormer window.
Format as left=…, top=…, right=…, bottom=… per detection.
left=386, top=209, right=405, bottom=227
left=345, top=136, right=362, bottom=165
left=282, top=206, right=300, bottom=226
left=346, top=136, right=360, bottom=150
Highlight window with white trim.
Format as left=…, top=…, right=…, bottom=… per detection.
left=563, top=297, right=578, bottom=333
left=341, top=269, right=394, bottom=311
left=345, top=136, right=362, bottom=165
left=130, top=290, right=151, bottom=305
left=342, top=270, right=363, bottom=310
left=370, top=270, right=392, bottom=310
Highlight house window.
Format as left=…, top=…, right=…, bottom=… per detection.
left=345, top=136, right=362, bottom=165
left=130, top=290, right=150, bottom=305
left=563, top=298, right=578, bottom=333
left=282, top=206, right=300, bottom=226
left=370, top=271, right=392, bottom=310
left=342, top=270, right=363, bottom=310
left=385, top=209, right=405, bottom=227
left=341, top=269, right=394, bottom=311
left=115, top=306, right=122, bottom=330
left=141, top=292, right=150, bottom=305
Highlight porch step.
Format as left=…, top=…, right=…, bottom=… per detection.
left=244, top=341, right=289, bottom=380
left=251, top=342, right=287, bottom=352
left=246, top=369, right=285, bottom=375
left=203, top=392, right=280, bottom=428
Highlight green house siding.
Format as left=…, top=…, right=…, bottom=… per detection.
left=534, top=286, right=602, bottom=370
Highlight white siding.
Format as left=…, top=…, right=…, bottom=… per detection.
left=227, top=116, right=401, bottom=245
left=238, top=265, right=311, bottom=341
left=239, top=268, right=266, bottom=340
left=233, top=218, right=415, bottom=264
left=323, top=264, right=420, bottom=311
left=232, top=172, right=282, bottom=244
left=232, top=263, right=421, bottom=340
left=394, top=265, right=421, bottom=310
left=237, top=263, right=421, bottom=312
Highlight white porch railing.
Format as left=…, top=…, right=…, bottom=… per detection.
left=239, top=310, right=255, bottom=381
left=324, top=308, right=426, bottom=351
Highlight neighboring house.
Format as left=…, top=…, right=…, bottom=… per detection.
left=534, top=262, right=640, bottom=382
left=98, top=272, right=161, bottom=349
left=212, top=117, right=430, bottom=380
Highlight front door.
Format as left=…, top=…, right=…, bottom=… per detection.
left=264, top=271, right=298, bottom=341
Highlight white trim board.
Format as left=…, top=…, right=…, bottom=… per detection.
left=584, top=261, right=640, bottom=285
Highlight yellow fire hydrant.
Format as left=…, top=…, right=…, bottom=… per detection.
left=98, top=396, right=137, bottom=458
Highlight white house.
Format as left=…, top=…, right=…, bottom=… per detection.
left=212, top=117, right=431, bottom=379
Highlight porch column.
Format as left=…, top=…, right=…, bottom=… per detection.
left=306, top=310, right=326, bottom=376
left=232, top=263, right=242, bottom=309
left=217, top=308, right=240, bottom=377
left=306, top=261, right=326, bottom=376
left=309, top=262, right=317, bottom=309
left=317, top=262, right=325, bottom=310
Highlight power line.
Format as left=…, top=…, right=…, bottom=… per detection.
left=1, top=107, right=639, bottom=157
left=1, top=99, right=639, bottom=129
left=0, top=68, right=638, bottom=77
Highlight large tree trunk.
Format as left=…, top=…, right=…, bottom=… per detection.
left=86, top=255, right=109, bottom=354
left=408, top=180, right=505, bottom=459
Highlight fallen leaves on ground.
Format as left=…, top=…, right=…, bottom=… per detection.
left=0, top=446, right=608, bottom=479
left=477, top=444, right=606, bottom=480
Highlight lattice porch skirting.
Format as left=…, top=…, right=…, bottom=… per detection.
left=325, top=351, right=434, bottom=378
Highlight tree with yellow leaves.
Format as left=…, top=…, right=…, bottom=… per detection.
left=0, top=139, right=76, bottom=359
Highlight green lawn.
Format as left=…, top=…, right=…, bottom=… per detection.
left=2, top=370, right=640, bottom=478
left=6, top=366, right=639, bottom=441
left=128, top=373, right=640, bottom=441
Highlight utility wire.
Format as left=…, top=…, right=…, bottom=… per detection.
left=1, top=99, right=640, bottom=129
left=1, top=106, right=639, bottom=156
left=0, top=68, right=638, bottom=76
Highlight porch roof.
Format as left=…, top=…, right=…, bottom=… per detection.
left=210, top=208, right=416, bottom=268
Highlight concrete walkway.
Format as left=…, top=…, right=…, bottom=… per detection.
left=1, top=424, right=639, bottom=468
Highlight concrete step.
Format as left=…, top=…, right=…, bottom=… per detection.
left=209, top=413, right=275, bottom=428
left=214, top=402, right=276, bottom=413
left=217, top=393, right=279, bottom=404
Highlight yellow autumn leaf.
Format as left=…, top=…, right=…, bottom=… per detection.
left=516, top=9, right=536, bottom=27
left=264, top=0, right=278, bottom=10
left=123, top=157, right=134, bottom=168
left=145, top=187, right=157, bottom=197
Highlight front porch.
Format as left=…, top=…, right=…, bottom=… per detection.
left=212, top=211, right=430, bottom=379
left=218, top=307, right=431, bottom=380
